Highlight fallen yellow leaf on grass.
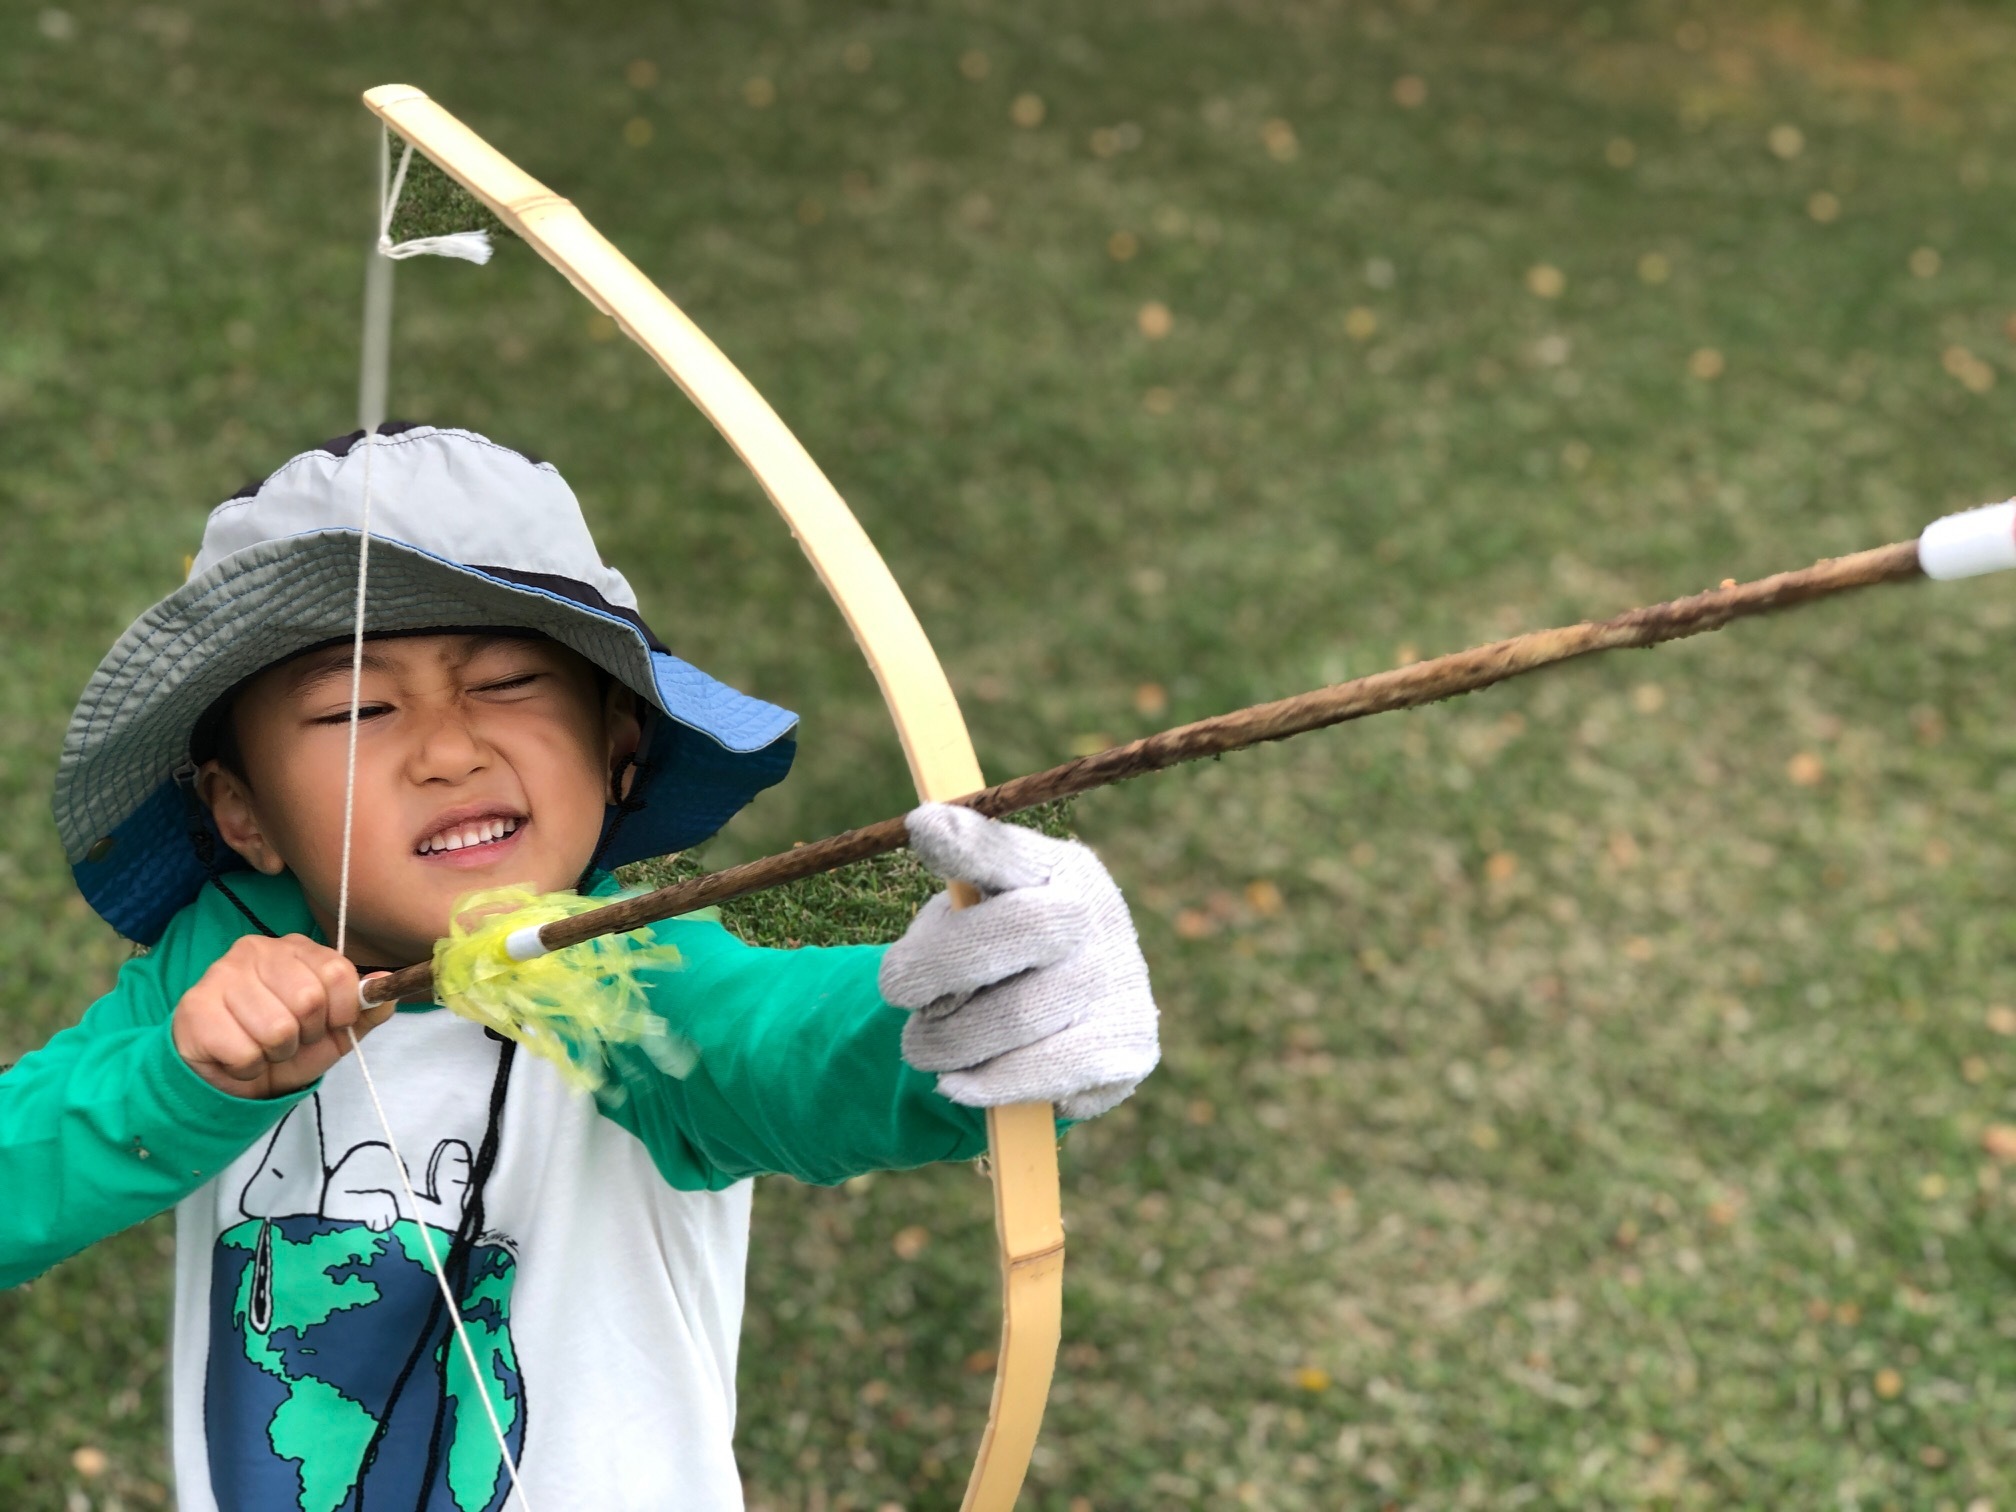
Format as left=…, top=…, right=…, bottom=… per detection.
left=1982, top=1125, right=2016, bottom=1163
left=1874, top=1367, right=1904, bottom=1400
left=1295, top=1366, right=1332, bottom=1392
left=1245, top=879, right=1284, bottom=916
left=1943, top=345, right=1996, bottom=393
left=1786, top=752, right=1824, bottom=786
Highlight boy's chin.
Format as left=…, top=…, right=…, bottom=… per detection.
left=315, top=852, right=595, bottom=961
left=410, top=855, right=593, bottom=915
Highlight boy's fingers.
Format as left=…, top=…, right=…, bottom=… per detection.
left=351, top=977, right=398, bottom=1040
left=189, top=1012, right=273, bottom=1081
left=315, top=953, right=364, bottom=1031
left=253, top=952, right=334, bottom=1048
left=221, top=982, right=301, bottom=1064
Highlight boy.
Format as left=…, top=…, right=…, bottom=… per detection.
left=2, top=424, right=1158, bottom=1511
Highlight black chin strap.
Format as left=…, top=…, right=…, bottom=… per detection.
left=578, top=750, right=645, bottom=890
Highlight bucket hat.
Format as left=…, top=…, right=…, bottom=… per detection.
left=55, top=423, right=798, bottom=944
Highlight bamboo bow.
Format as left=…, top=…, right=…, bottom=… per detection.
left=360, top=85, right=1062, bottom=1510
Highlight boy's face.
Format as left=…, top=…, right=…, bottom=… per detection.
left=199, top=633, right=639, bottom=967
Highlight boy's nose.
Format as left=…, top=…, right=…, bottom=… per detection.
left=407, top=707, right=490, bottom=781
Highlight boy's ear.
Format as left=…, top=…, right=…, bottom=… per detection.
left=603, top=683, right=643, bottom=801
left=195, top=760, right=287, bottom=876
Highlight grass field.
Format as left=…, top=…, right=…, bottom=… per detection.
left=10, top=1, right=2016, bottom=1507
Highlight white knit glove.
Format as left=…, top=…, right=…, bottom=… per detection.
left=879, top=803, right=1159, bottom=1119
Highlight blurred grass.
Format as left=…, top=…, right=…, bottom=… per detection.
left=9, top=0, right=2016, bottom=1507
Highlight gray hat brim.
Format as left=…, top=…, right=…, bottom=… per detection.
left=57, top=529, right=797, bottom=943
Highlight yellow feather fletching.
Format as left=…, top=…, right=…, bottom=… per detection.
left=431, top=884, right=696, bottom=1102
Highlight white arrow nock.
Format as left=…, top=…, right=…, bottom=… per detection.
left=1920, top=499, right=2016, bottom=580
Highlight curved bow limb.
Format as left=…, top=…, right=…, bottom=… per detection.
left=361, top=85, right=1064, bottom=1509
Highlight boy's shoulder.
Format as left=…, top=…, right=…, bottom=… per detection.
left=87, top=872, right=322, bottom=1028
left=183, top=871, right=319, bottom=939
left=151, top=872, right=321, bottom=978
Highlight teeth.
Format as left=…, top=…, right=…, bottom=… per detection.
left=418, top=817, right=520, bottom=855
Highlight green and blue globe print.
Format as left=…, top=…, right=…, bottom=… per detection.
left=206, top=1213, right=524, bottom=1512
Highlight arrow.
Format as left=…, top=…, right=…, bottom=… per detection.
left=361, top=497, right=2016, bottom=1008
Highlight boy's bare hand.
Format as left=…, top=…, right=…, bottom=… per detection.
left=171, top=935, right=394, bottom=1098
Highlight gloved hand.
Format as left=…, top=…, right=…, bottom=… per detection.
left=879, top=803, right=1159, bottom=1119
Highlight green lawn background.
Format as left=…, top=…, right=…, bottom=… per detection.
left=8, top=1, right=2016, bottom=1507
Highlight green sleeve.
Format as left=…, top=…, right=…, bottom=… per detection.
left=0, top=878, right=315, bottom=1289
left=599, top=916, right=989, bottom=1189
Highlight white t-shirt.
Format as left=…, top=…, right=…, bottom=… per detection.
left=171, top=1009, right=752, bottom=1512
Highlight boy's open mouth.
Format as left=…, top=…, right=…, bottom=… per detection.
left=415, top=809, right=527, bottom=860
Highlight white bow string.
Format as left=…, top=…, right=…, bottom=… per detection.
left=339, top=131, right=531, bottom=1508
left=378, top=129, right=493, bottom=264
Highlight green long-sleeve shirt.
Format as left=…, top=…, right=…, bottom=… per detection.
left=0, top=868, right=988, bottom=1291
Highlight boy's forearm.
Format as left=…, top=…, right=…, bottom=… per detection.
left=611, top=924, right=988, bottom=1189
left=0, top=1019, right=303, bottom=1288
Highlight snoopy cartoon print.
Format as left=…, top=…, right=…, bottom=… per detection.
left=239, top=1091, right=474, bottom=1232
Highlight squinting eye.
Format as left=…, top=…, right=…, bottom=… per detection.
left=476, top=673, right=541, bottom=693
left=311, top=704, right=392, bottom=726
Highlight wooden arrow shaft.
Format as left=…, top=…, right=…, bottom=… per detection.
left=361, top=537, right=1923, bottom=1007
